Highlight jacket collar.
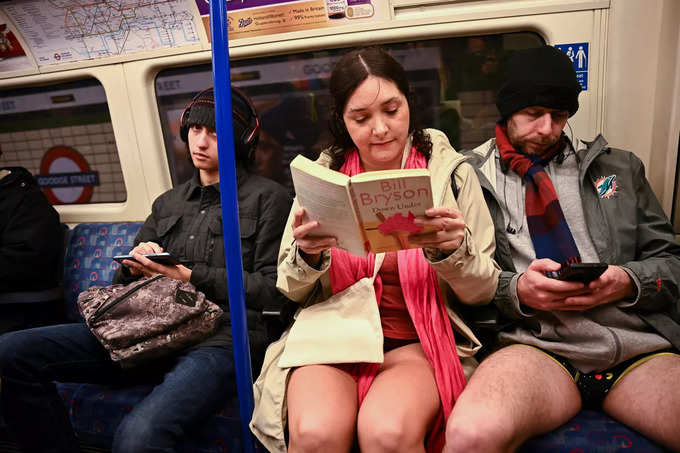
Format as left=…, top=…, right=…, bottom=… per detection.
left=576, top=134, right=609, bottom=172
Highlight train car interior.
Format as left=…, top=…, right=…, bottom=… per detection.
left=0, top=0, right=679, bottom=452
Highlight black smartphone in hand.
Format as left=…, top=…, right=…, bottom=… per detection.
left=113, top=252, right=180, bottom=266
left=555, top=262, right=607, bottom=283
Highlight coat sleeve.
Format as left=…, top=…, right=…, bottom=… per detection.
left=427, top=161, right=501, bottom=305
left=275, top=197, right=333, bottom=306
left=619, top=155, right=680, bottom=314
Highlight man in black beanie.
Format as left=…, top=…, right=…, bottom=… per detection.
left=444, top=45, right=680, bottom=452
left=0, top=86, right=291, bottom=452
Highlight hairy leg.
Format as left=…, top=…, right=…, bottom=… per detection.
left=287, top=364, right=358, bottom=453
left=603, top=353, right=680, bottom=451
left=444, top=344, right=582, bottom=453
left=357, top=343, right=440, bottom=453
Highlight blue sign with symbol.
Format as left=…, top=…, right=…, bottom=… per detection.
left=555, top=42, right=588, bottom=90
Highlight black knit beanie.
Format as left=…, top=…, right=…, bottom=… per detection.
left=496, top=45, right=582, bottom=120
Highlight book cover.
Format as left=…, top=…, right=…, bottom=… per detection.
left=350, top=169, right=434, bottom=254
left=289, top=155, right=434, bottom=256
left=289, top=155, right=367, bottom=256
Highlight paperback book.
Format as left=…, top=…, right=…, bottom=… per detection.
left=290, top=154, right=435, bottom=256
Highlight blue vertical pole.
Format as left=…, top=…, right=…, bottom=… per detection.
left=208, top=2, right=256, bottom=453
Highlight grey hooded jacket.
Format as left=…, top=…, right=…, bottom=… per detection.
left=464, top=135, right=680, bottom=371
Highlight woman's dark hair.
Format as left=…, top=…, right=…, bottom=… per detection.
left=327, top=46, right=432, bottom=170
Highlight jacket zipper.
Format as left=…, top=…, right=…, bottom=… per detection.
left=90, top=274, right=164, bottom=323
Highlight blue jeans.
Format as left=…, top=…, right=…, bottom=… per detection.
left=0, top=323, right=235, bottom=453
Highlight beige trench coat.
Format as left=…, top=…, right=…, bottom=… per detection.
left=250, top=129, right=501, bottom=452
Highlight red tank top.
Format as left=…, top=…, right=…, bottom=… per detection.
left=379, top=252, right=418, bottom=340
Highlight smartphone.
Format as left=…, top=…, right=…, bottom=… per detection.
left=112, top=252, right=180, bottom=266
left=556, top=262, right=608, bottom=283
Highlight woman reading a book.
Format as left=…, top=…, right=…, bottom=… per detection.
left=250, top=47, right=500, bottom=453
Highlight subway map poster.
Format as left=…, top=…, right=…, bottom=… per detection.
left=1, top=0, right=201, bottom=66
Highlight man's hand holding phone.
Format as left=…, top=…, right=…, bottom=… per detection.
left=120, top=241, right=164, bottom=277
left=118, top=242, right=192, bottom=283
left=562, top=264, right=635, bottom=309
left=517, top=259, right=590, bottom=311
left=518, top=259, right=635, bottom=312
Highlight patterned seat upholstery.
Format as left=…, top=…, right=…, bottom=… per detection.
left=2, top=221, right=665, bottom=452
left=56, top=222, right=243, bottom=452
left=62, top=222, right=142, bottom=322
left=520, top=410, right=667, bottom=452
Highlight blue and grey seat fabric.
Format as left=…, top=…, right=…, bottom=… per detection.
left=520, top=411, right=669, bottom=452
left=0, top=222, right=668, bottom=452
left=55, top=222, right=243, bottom=452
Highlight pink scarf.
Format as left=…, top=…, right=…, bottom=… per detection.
left=329, top=147, right=466, bottom=452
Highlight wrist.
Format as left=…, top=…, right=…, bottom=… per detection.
left=179, top=265, right=192, bottom=283
left=516, top=272, right=527, bottom=304
left=299, top=249, right=322, bottom=269
left=618, top=267, right=635, bottom=299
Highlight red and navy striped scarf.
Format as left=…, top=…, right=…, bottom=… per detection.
left=496, top=124, right=581, bottom=266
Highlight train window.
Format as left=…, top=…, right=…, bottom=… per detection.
left=155, top=32, right=544, bottom=191
left=0, top=78, right=125, bottom=205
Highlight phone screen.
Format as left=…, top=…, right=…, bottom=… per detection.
left=113, top=253, right=180, bottom=266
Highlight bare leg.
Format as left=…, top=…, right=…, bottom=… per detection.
left=287, top=364, right=358, bottom=453
left=357, top=343, right=440, bottom=453
left=603, top=353, right=680, bottom=451
left=444, top=344, right=582, bottom=453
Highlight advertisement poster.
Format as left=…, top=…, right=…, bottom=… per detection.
left=0, top=20, right=33, bottom=72
left=197, top=0, right=383, bottom=41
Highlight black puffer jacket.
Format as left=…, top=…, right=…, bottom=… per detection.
left=114, top=165, right=292, bottom=365
left=0, top=167, right=62, bottom=292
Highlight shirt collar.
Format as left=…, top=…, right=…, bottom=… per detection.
left=184, top=171, right=221, bottom=201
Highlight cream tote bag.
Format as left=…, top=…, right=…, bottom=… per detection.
left=278, top=257, right=384, bottom=367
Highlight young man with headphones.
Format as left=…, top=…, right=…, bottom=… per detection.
left=0, top=87, right=292, bottom=453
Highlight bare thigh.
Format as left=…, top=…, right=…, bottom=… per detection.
left=603, top=353, right=680, bottom=451
left=287, top=364, right=358, bottom=453
left=446, top=344, right=581, bottom=452
left=357, top=343, right=440, bottom=451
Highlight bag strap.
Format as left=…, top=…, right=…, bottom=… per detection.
left=90, top=274, right=164, bottom=323
left=451, top=171, right=459, bottom=199
left=369, top=254, right=384, bottom=283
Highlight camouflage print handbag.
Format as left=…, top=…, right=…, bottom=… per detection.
left=78, top=275, right=223, bottom=366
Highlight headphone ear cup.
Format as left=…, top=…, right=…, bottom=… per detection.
left=179, top=123, right=189, bottom=143
left=247, top=131, right=259, bottom=163
left=242, top=120, right=259, bottom=149
left=179, top=102, right=192, bottom=143
left=231, top=86, right=259, bottom=151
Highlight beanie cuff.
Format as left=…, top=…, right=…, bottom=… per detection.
left=496, top=84, right=580, bottom=120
